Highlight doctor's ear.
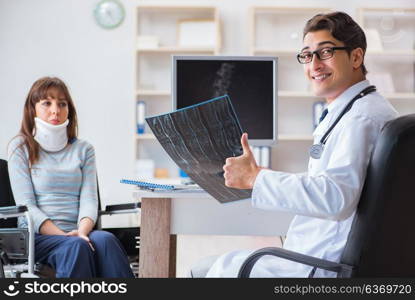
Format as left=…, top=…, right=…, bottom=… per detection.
left=351, top=48, right=364, bottom=70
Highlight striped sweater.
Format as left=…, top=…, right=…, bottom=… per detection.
left=7, top=136, right=98, bottom=233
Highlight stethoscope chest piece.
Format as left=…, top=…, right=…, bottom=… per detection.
left=309, top=143, right=324, bottom=159
left=308, top=85, right=377, bottom=160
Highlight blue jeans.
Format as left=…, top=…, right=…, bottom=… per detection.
left=35, top=230, right=134, bottom=278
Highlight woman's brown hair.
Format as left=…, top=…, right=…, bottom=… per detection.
left=303, top=11, right=368, bottom=75
left=14, top=77, right=78, bottom=165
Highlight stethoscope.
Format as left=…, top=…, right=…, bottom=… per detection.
left=309, top=85, right=377, bottom=159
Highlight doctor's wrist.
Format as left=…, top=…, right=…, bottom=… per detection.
left=248, top=166, right=263, bottom=189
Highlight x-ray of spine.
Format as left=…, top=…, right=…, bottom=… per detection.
left=146, top=95, right=252, bottom=203
left=213, top=63, right=235, bottom=98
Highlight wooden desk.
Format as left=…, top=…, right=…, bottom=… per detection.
left=134, top=190, right=294, bottom=278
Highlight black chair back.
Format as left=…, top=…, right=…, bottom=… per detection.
left=341, top=114, right=415, bottom=276
left=0, top=159, right=17, bottom=228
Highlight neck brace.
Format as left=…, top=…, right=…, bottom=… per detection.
left=34, top=117, right=69, bottom=152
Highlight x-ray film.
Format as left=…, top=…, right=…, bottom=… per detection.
left=146, top=95, right=252, bottom=203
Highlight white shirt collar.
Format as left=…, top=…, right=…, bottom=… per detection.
left=326, top=80, right=370, bottom=117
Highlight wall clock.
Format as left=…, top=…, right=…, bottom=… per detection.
left=94, top=0, right=125, bottom=29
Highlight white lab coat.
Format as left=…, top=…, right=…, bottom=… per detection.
left=206, top=80, right=398, bottom=277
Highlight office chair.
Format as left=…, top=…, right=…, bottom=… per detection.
left=238, top=114, right=415, bottom=278
left=0, top=159, right=141, bottom=278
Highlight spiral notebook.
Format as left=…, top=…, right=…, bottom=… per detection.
left=120, top=179, right=174, bottom=190
left=120, top=179, right=201, bottom=192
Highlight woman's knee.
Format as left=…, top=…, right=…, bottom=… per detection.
left=89, top=230, right=118, bottom=245
left=53, top=237, right=93, bottom=264
left=53, top=237, right=96, bottom=278
left=65, top=237, right=92, bottom=253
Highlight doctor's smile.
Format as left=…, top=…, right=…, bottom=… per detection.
left=311, top=73, right=331, bottom=81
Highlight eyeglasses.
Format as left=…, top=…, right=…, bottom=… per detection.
left=297, top=46, right=349, bottom=64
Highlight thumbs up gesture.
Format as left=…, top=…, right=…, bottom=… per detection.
left=223, top=133, right=261, bottom=189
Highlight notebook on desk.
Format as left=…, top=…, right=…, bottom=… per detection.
left=120, top=179, right=202, bottom=192
left=145, top=95, right=252, bottom=203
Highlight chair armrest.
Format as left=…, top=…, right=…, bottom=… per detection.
left=238, top=247, right=354, bottom=278
left=0, top=205, right=27, bottom=217
left=99, top=203, right=141, bottom=216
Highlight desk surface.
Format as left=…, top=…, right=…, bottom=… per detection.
left=133, top=189, right=211, bottom=199
left=134, top=190, right=294, bottom=236
left=136, top=189, right=294, bottom=277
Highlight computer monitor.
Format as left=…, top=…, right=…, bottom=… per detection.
left=172, top=56, right=277, bottom=146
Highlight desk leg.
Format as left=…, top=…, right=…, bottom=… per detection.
left=139, top=197, right=176, bottom=277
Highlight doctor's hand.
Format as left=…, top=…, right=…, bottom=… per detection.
left=223, top=133, right=262, bottom=189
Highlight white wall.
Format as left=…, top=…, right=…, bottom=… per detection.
left=1, top=0, right=414, bottom=228
left=0, top=0, right=138, bottom=226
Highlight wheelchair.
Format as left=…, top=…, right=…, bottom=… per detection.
left=0, top=158, right=141, bottom=278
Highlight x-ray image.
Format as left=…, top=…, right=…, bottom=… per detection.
left=146, top=95, right=252, bottom=203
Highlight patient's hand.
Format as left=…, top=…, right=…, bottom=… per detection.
left=223, top=133, right=262, bottom=189
left=65, top=230, right=95, bottom=251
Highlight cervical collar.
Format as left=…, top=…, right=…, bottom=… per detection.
left=34, top=117, right=69, bottom=152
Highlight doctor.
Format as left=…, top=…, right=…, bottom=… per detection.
left=203, top=11, right=398, bottom=277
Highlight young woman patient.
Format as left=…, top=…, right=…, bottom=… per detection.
left=8, top=77, right=134, bottom=278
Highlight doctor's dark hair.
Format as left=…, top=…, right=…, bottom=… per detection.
left=303, top=11, right=368, bottom=75
left=15, top=77, right=78, bottom=165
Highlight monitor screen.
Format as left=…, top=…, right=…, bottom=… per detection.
left=172, top=56, right=277, bottom=145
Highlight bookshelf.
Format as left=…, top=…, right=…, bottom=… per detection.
left=358, top=7, right=415, bottom=114
left=134, top=5, right=221, bottom=179
left=133, top=4, right=415, bottom=179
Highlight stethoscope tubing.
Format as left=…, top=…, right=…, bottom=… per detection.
left=310, top=85, right=377, bottom=159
